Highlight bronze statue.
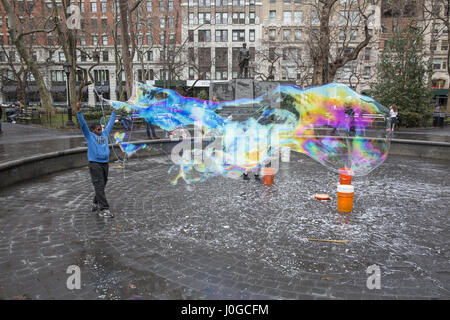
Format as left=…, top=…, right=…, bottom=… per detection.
left=238, top=43, right=250, bottom=78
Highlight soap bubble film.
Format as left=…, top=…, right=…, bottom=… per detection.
left=105, top=82, right=391, bottom=183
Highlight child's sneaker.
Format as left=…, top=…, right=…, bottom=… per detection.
left=98, top=209, right=114, bottom=218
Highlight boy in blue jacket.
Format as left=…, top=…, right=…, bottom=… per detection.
left=76, top=102, right=117, bottom=218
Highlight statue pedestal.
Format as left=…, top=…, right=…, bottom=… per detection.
left=235, top=78, right=254, bottom=101
left=209, top=78, right=283, bottom=121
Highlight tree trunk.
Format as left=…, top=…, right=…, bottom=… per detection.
left=312, top=0, right=336, bottom=86
left=1, top=0, right=54, bottom=114
left=447, top=29, right=450, bottom=113
left=119, top=0, right=134, bottom=96
left=16, top=80, right=27, bottom=107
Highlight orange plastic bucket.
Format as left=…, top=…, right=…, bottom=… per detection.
left=339, top=168, right=352, bottom=185
left=262, top=168, right=275, bottom=185
left=337, top=185, right=354, bottom=213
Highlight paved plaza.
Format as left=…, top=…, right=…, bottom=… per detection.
left=0, top=150, right=448, bottom=300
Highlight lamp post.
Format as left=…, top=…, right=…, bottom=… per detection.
left=63, top=62, right=74, bottom=126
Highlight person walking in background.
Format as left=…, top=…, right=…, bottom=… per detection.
left=145, top=120, right=159, bottom=139
left=389, top=105, right=398, bottom=132
left=433, top=105, right=440, bottom=127
left=76, top=101, right=117, bottom=218
left=120, top=111, right=133, bottom=132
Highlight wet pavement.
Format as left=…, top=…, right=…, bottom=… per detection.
left=0, top=152, right=448, bottom=300
left=0, top=122, right=160, bottom=164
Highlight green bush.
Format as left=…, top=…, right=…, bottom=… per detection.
left=398, top=111, right=421, bottom=127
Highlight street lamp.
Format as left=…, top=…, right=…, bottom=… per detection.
left=63, top=62, right=75, bottom=126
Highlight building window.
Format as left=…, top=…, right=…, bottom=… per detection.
left=249, top=30, right=255, bottom=42
left=91, top=1, right=97, bottom=12
left=189, top=12, right=194, bottom=25
left=51, top=70, right=66, bottom=82
left=363, top=66, right=371, bottom=79
left=93, top=35, right=98, bottom=46
left=189, top=67, right=195, bottom=80
left=294, top=29, right=302, bottom=41
left=232, top=30, right=245, bottom=42
left=433, top=58, right=447, bottom=70
left=188, top=30, right=194, bottom=42
left=146, top=1, right=152, bottom=11
left=94, top=70, right=110, bottom=85
left=59, top=52, right=66, bottom=62
left=198, top=30, right=211, bottom=42
left=269, top=10, right=276, bottom=23
left=294, top=11, right=302, bottom=24
left=216, top=12, right=228, bottom=24
left=249, top=12, right=255, bottom=24
left=441, top=40, right=448, bottom=51
left=101, top=1, right=107, bottom=13
left=312, top=11, right=319, bottom=24
left=232, top=12, right=245, bottom=24
left=102, top=35, right=108, bottom=46
left=283, top=11, right=292, bottom=25
left=147, top=51, right=153, bottom=61
left=215, top=30, right=228, bottom=42
left=339, top=11, right=347, bottom=24
left=103, top=51, right=109, bottom=62
left=283, top=29, right=291, bottom=41
left=364, top=47, right=371, bottom=61
left=147, top=34, right=152, bottom=44
left=350, top=29, right=357, bottom=40
left=215, top=70, right=228, bottom=80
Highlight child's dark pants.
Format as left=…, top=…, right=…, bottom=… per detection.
left=88, top=162, right=109, bottom=210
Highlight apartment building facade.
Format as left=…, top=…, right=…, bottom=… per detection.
left=0, top=0, right=183, bottom=106
left=0, top=0, right=448, bottom=106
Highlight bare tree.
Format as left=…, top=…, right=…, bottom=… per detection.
left=422, top=0, right=450, bottom=111
left=1, top=0, right=56, bottom=114
left=306, top=0, right=377, bottom=85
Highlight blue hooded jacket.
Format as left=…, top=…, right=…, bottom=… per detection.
left=77, top=111, right=117, bottom=163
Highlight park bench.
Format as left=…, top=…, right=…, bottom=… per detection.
left=16, top=110, right=42, bottom=125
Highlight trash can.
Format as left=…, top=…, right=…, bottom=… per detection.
left=280, top=147, right=291, bottom=162
left=439, top=114, right=445, bottom=128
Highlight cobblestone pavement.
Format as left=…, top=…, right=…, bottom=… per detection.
left=0, top=152, right=448, bottom=300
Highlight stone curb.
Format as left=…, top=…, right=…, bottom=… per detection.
left=0, top=137, right=448, bottom=190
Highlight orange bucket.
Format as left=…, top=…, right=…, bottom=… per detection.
left=337, top=185, right=354, bottom=213
left=261, top=167, right=276, bottom=185
left=339, top=168, right=352, bottom=185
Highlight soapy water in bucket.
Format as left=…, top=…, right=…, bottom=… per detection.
left=104, top=82, right=391, bottom=184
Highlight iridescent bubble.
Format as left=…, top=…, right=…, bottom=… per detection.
left=105, top=82, right=390, bottom=183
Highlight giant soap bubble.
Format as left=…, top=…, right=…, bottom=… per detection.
left=105, top=82, right=391, bottom=183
